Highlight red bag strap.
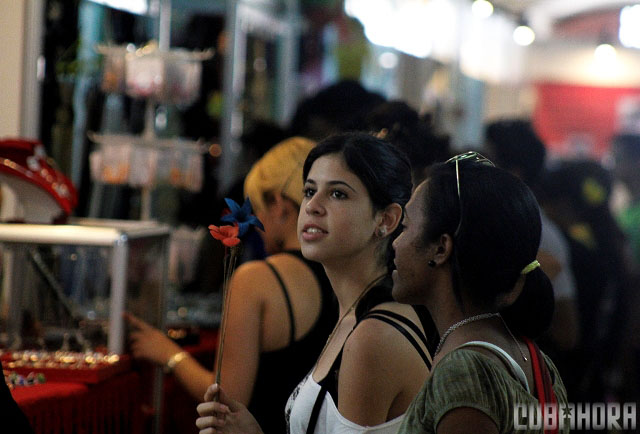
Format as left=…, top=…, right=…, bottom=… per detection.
left=524, top=337, right=558, bottom=434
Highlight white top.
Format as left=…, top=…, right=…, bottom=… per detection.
left=458, top=341, right=530, bottom=392
left=285, top=372, right=405, bottom=434
left=539, top=210, right=576, bottom=300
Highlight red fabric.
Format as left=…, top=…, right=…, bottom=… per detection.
left=11, top=372, right=142, bottom=434
left=533, top=82, right=640, bottom=158
left=12, top=383, right=87, bottom=434
left=525, top=338, right=558, bottom=434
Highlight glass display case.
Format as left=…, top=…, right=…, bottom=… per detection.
left=0, top=218, right=170, bottom=355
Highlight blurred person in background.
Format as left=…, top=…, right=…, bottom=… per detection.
left=484, top=119, right=579, bottom=353
left=611, top=133, right=640, bottom=270
left=289, top=79, right=385, bottom=142
left=363, top=100, right=451, bottom=186
left=128, top=137, right=338, bottom=434
left=539, top=159, right=631, bottom=411
left=610, top=133, right=640, bottom=405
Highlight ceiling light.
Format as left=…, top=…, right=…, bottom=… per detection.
left=378, top=52, right=399, bottom=69
left=471, top=0, right=493, bottom=19
left=619, top=5, right=640, bottom=48
left=513, top=23, right=535, bottom=46
left=594, top=43, right=617, bottom=63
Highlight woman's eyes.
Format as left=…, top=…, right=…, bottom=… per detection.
left=330, top=190, right=347, bottom=199
left=302, top=187, right=347, bottom=199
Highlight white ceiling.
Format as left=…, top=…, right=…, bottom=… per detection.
left=489, top=0, right=639, bottom=40
left=492, top=0, right=633, bottom=18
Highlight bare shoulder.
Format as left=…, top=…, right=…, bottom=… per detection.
left=344, top=305, right=417, bottom=364
left=337, top=304, right=427, bottom=423
left=263, top=252, right=308, bottom=270
left=344, top=316, right=396, bottom=359
left=230, top=260, right=276, bottom=296
left=343, top=301, right=428, bottom=366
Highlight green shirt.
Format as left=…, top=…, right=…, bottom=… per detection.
left=617, top=202, right=640, bottom=266
left=398, top=348, right=570, bottom=434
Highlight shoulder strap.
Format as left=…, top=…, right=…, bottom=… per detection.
left=458, top=341, right=530, bottom=393
left=306, top=385, right=327, bottom=434
left=412, top=305, right=439, bottom=356
left=361, top=310, right=432, bottom=370
left=264, top=260, right=296, bottom=345
left=524, top=337, right=558, bottom=434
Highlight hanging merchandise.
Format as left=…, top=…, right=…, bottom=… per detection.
left=93, top=41, right=213, bottom=197
left=88, top=133, right=206, bottom=192
left=97, top=42, right=213, bottom=106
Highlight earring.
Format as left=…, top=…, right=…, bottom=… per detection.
left=428, top=260, right=436, bottom=267
left=377, top=228, right=387, bottom=237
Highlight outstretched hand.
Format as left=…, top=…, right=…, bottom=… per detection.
left=124, top=312, right=182, bottom=366
left=196, top=384, right=263, bottom=434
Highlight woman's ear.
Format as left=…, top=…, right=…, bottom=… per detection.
left=433, top=233, right=454, bottom=265
left=273, top=193, right=297, bottom=222
left=376, top=203, right=403, bottom=236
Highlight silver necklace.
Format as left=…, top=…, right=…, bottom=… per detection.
left=498, top=313, right=528, bottom=361
left=434, top=313, right=499, bottom=355
left=434, top=312, right=528, bottom=362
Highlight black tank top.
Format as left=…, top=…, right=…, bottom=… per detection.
left=247, top=250, right=337, bottom=434
left=318, top=277, right=437, bottom=403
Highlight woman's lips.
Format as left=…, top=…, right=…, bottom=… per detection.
left=301, top=224, right=327, bottom=241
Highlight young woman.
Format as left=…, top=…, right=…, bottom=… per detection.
left=127, top=137, right=337, bottom=434
left=196, top=132, right=436, bottom=434
left=393, top=153, right=569, bottom=434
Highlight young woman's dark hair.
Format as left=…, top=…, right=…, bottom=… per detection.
left=420, top=160, right=554, bottom=339
left=303, top=132, right=412, bottom=271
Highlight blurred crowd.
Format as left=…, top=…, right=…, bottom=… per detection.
left=157, top=79, right=640, bottom=434
left=216, top=79, right=640, bottom=410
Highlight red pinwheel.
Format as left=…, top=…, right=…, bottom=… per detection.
left=208, top=224, right=241, bottom=247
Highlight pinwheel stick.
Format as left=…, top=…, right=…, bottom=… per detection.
left=214, top=244, right=241, bottom=386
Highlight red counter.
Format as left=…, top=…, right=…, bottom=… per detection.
left=8, top=329, right=217, bottom=434
left=11, top=371, right=143, bottom=434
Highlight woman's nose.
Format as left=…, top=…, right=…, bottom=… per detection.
left=305, top=195, right=324, bottom=216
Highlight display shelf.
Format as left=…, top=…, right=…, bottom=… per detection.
left=2, top=352, right=131, bottom=384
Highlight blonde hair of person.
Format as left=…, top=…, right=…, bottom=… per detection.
left=244, top=136, right=315, bottom=211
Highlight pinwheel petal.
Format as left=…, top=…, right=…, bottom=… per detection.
left=237, top=221, right=250, bottom=237
left=224, top=198, right=242, bottom=214
left=219, top=197, right=264, bottom=236
left=222, top=237, right=241, bottom=247
left=247, top=215, right=265, bottom=232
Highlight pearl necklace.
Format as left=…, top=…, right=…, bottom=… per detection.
left=434, top=312, right=528, bottom=362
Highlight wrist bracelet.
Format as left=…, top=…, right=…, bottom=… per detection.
left=164, top=351, right=189, bottom=374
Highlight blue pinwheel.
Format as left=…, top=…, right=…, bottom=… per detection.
left=220, top=197, right=265, bottom=237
